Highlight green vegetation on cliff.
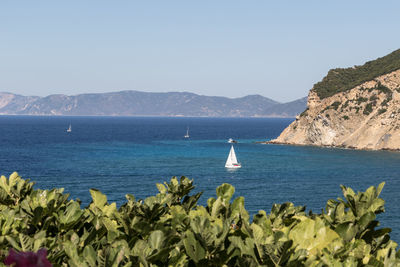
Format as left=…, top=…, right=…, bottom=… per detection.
left=0, top=172, right=400, bottom=266
left=313, top=49, right=400, bottom=99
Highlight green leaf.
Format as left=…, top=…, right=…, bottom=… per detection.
left=376, top=182, right=385, bottom=197
left=33, top=231, right=47, bottom=251
left=156, top=183, right=167, bottom=194
left=231, top=196, right=249, bottom=221
left=9, top=172, right=19, bottom=188
left=0, top=175, right=10, bottom=194
left=335, top=222, right=357, bottom=241
left=83, top=245, right=97, bottom=267
left=183, top=231, right=206, bottom=263
left=149, top=230, right=165, bottom=251
left=289, top=217, right=340, bottom=255
left=216, top=183, right=235, bottom=202
left=59, top=201, right=84, bottom=226
left=90, top=188, right=107, bottom=208
left=358, top=211, right=375, bottom=230
left=5, top=235, right=22, bottom=250
left=228, top=236, right=257, bottom=260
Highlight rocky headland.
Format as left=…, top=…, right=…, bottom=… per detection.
left=271, top=49, right=400, bottom=150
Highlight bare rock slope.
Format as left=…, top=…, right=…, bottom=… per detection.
left=271, top=69, right=400, bottom=150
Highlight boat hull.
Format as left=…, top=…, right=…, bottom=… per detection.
left=225, top=164, right=241, bottom=169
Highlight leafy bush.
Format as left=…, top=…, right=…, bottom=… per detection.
left=322, top=101, right=341, bottom=113
left=313, top=49, right=400, bottom=99
left=369, top=95, right=379, bottom=101
left=381, top=98, right=391, bottom=107
left=378, top=108, right=387, bottom=115
left=342, top=115, right=349, bottom=120
left=330, top=101, right=341, bottom=110
left=363, top=103, right=373, bottom=115
left=356, top=97, right=368, bottom=105
left=300, top=108, right=308, bottom=117
left=0, top=172, right=399, bottom=266
left=341, top=100, right=349, bottom=111
left=375, top=82, right=392, bottom=96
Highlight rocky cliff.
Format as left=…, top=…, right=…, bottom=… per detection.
left=271, top=68, right=400, bottom=150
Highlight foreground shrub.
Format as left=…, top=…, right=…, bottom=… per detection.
left=0, top=172, right=399, bottom=266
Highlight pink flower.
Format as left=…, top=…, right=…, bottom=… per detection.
left=4, top=248, right=52, bottom=267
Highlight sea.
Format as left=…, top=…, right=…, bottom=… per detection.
left=1, top=116, right=400, bottom=242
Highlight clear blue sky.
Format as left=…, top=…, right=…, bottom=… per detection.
left=1, top=1, right=399, bottom=102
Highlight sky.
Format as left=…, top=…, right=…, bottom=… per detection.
left=1, top=1, right=399, bottom=102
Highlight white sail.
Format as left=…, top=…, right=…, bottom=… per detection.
left=66, top=124, right=72, bottom=133
left=184, top=127, right=190, bottom=138
left=225, top=145, right=241, bottom=168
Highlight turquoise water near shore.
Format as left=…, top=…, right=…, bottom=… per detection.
left=1, top=116, right=400, bottom=241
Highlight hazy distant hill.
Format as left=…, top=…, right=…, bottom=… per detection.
left=262, top=97, right=307, bottom=117
left=0, top=91, right=306, bottom=117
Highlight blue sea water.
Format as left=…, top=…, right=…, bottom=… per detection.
left=1, top=116, right=400, bottom=241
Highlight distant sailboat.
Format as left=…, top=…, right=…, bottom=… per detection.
left=225, top=145, right=241, bottom=169
left=66, top=124, right=72, bottom=133
left=184, top=127, right=190, bottom=138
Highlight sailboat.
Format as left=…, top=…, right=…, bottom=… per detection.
left=228, top=138, right=237, bottom=143
left=66, top=124, right=72, bottom=133
left=184, top=127, right=190, bottom=138
left=225, top=145, right=241, bottom=169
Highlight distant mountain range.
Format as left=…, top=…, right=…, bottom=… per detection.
left=0, top=91, right=306, bottom=117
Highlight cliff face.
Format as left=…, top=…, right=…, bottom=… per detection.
left=272, top=69, right=400, bottom=150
